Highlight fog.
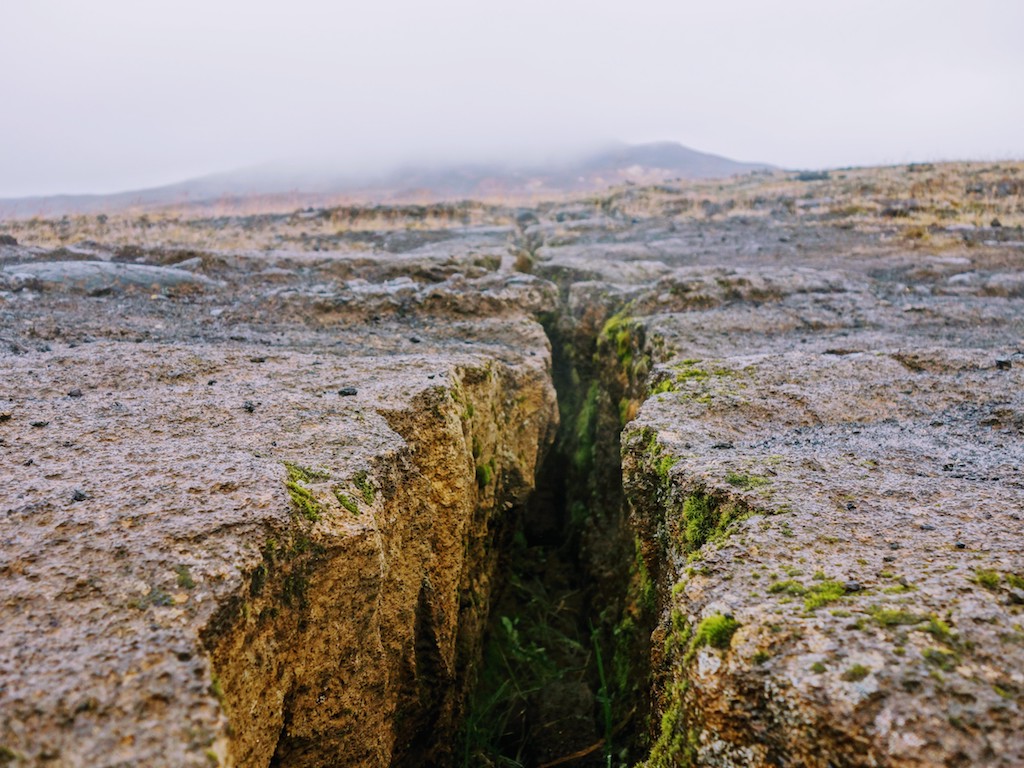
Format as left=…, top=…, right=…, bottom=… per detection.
left=1, top=0, right=1022, bottom=197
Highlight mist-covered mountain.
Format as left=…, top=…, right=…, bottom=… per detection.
left=0, top=142, right=772, bottom=218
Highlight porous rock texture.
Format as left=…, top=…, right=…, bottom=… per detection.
left=3, top=164, right=1024, bottom=767
left=0, top=247, right=558, bottom=767
left=543, top=246, right=1024, bottom=763
left=517, top=171, right=1022, bottom=765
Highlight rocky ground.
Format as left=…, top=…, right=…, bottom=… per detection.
left=1, top=162, right=1022, bottom=767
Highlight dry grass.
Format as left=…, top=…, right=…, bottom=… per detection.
left=1, top=161, right=1021, bottom=253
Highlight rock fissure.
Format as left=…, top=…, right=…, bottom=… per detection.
left=4, top=165, right=1024, bottom=767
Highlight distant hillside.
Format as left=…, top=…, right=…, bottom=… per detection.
left=0, top=142, right=773, bottom=218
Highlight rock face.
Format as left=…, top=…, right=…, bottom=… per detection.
left=0, top=253, right=558, bottom=766
left=613, top=274, right=1024, bottom=766
left=1, top=161, right=1023, bottom=767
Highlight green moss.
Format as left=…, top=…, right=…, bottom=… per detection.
left=975, top=569, right=1001, bottom=589
left=641, top=679, right=697, bottom=768
left=651, top=378, right=676, bottom=395
left=926, top=616, right=953, bottom=642
left=692, top=613, right=740, bottom=652
left=209, top=675, right=225, bottom=702
left=175, top=565, right=195, bottom=590
left=804, top=581, right=846, bottom=611
left=681, top=492, right=748, bottom=554
left=841, top=664, right=870, bottom=682
left=286, top=479, right=322, bottom=522
left=753, top=650, right=771, bottom=664
left=871, top=607, right=926, bottom=627
left=130, top=586, right=173, bottom=610
left=883, top=584, right=915, bottom=594
left=333, top=489, right=359, bottom=514
left=768, top=579, right=806, bottom=596
left=811, top=661, right=827, bottom=674
left=476, top=462, right=493, bottom=489
left=673, top=362, right=709, bottom=382
left=283, top=462, right=330, bottom=484
left=1007, top=573, right=1024, bottom=591
left=284, top=462, right=326, bottom=522
left=572, top=381, right=600, bottom=472
left=725, top=471, right=770, bottom=489
left=353, top=471, right=375, bottom=505
left=923, top=647, right=958, bottom=672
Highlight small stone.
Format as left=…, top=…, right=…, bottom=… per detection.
left=711, top=442, right=734, bottom=450
left=883, top=555, right=896, bottom=562
left=920, top=524, right=936, bottom=531
left=845, top=501, right=856, bottom=510
left=207, top=380, right=216, bottom=386
left=30, top=420, right=50, bottom=428
left=955, top=541, right=967, bottom=549
left=68, top=389, right=83, bottom=398
left=1008, top=589, right=1024, bottom=605
left=71, top=489, right=88, bottom=502
left=889, top=542, right=901, bottom=550
left=338, top=387, right=358, bottom=397
left=249, top=356, right=267, bottom=363
left=243, top=400, right=257, bottom=413
left=0, top=234, right=18, bottom=246
left=995, top=359, right=1011, bottom=371
left=844, top=581, right=863, bottom=592
left=991, top=218, right=1002, bottom=228
left=0, top=411, right=11, bottom=423
left=409, top=336, right=421, bottom=344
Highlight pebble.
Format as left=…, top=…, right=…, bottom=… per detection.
left=71, top=489, right=88, bottom=502
left=955, top=542, right=967, bottom=549
left=0, top=411, right=11, bottom=423
left=249, top=356, right=267, bottom=363
left=995, top=359, right=1012, bottom=371
left=31, top=420, right=49, bottom=428
left=844, top=581, right=863, bottom=592
left=68, top=389, right=83, bottom=398
left=338, top=387, right=358, bottom=396
left=920, top=524, right=936, bottom=531
left=243, top=400, right=257, bottom=413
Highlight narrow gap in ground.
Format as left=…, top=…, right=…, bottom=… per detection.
left=458, top=312, right=654, bottom=768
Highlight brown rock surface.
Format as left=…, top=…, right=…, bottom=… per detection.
left=0, top=248, right=558, bottom=766
left=2, top=161, right=1023, bottom=767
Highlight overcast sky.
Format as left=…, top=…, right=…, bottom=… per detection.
left=1, top=0, right=1021, bottom=197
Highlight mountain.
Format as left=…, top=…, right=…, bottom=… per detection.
left=0, top=142, right=772, bottom=218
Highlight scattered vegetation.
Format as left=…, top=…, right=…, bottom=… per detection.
left=692, top=614, right=740, bottom=652
left=284, top=462, right=329, bottom=522
left=175, top=565, right=195, bottom=590
left=841, top=664, right=871, bottom=682
left=333, top=489, right=359, bottom=514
